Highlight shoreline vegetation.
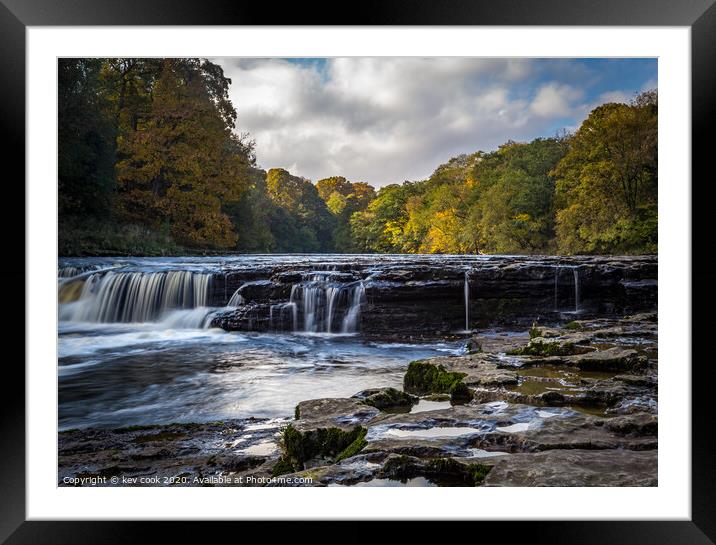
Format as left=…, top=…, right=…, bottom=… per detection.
left=59, top=58, right=657, bottom=257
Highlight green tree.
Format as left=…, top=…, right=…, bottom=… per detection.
left=58, top=59, right=116, bottom=220
left=266, top=168, right=336, bottom=251
left=552, top=90, right=657, bottom=254
left=468, top=138, right=566, bottom=253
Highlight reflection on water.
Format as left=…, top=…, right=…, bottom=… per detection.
left=344, top=477, right=437, bottom=487
left=58, top=321, right=463, bottom=430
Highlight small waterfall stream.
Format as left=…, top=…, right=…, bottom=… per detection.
left=223, top=272, right=366, bottom=334
left=464, top=271, right=470, bottom=332
left=573, top=267, right=580, bottom=312
left=227, top=288, right=245, bottom=307
left=553, top=265, right=581, bottom=313
left=287, top=273, right=365, bottom=333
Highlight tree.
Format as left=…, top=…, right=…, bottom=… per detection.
left=58, top=59, right=116, bottom=220
left=350, top=183, right=419, bottom=252
left=315, top=177, right=376, bottom=251
left=114, top=59, right=251, bottom=248
left=552, top=90, right=657, bottom=254
left=468, top=138, right=566, bottom=253
left=266, top=169, right=336, bottom=251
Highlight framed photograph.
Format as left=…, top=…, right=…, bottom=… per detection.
left=5, top=0, right=712, bottom=541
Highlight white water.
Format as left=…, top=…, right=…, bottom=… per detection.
left=288, top=274, right=365, bottom=334
left=61, top=265, right=367, bottom=336
left=62, top=270, right=212, bottom=323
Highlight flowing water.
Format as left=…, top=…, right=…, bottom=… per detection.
left=58, top=256, right=467, bottom=430
left=553, top=265, right=581, bottom=313
left=464, top=271, right=470, bottom=332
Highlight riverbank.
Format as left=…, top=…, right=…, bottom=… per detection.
left=59, top=312, right=657, bottom=487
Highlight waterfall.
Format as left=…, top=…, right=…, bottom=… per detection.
left=227, top=288, right=245, bottom=307
left=573, top=267, right=580, bottom=312
left=553, top=266, right=560, bottom=310
left=341, top=282, right=365, bottom=333
left=269, top=302, right=298, bottom=332
left=288, top=274, right=365, bottom=333
left=61, top=270, right=212, bottom=323
left=59, top=264, right=103, bottom=278
left=464, top=271, right=470, bottom=332
left=553, top=265, right=580, bottom=312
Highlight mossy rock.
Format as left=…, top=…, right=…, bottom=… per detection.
left=563, top=320, right=585, bottom=330
left=404, top=361, right=471, bottom=403
left=276, top=424, right=368, bottom=474
left=272, top=457, right=297, bottom=477
left=381, top=455, right=491, bottom=486
left=529, top=323, right=543, bottom=339
left=508, top=338, right=587, bottom=357
left=354, top=388, right=417, bottom=411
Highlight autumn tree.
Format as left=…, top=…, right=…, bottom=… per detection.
left=552, top=90, right=658, bottom=254
left=114, top=59, right=251, bottom=248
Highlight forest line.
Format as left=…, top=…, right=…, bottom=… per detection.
left=59, top=58, right=657, bottom=256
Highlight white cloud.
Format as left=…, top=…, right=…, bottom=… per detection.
left=598, top=90, right=632, bottom=104
left=216, top=58, right=650, bottom=187
left=530, top=83, right=584, bottom=118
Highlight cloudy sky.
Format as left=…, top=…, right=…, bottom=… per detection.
left=215, top=58, right=657, bottom=187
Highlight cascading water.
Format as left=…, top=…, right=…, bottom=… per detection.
left=269, top=302, right=298, bottom=332
left=573, top=267, right=580, bottom=312
left=61, top=270, right=212, bottom=323
left=288, top=274, right=365, bottom=333
left=464, top=271, right=470, bottom=332
left=227, top=288, right=245, bottom=307
left=340, top=282, right=365, bottom=333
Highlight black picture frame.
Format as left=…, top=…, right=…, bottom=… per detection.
left=3, top=0, right=712, bottom=542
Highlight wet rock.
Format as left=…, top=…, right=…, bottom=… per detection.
left=481, top=411, right=658, bottom=452
left=352, top=388, right=418, bottom=411
left=272, top=424, right=369, bottom=476
left=208, top=255, right=657, bottom=335
left=58, top=418, right=286, bottom=487
left=508, top=336, right=594, bottom=357
left=403, top=360, right=471, bottom=402
left=604, top=413, right=658, bottom=436
left=294, top=398, right=380, bottom=429
left=483, top=448, right=657, bottom=486
left=209, top=303, right=272, bottom=331
left=567, top=347, right=645, bottom=372
left=468, top=332, right=529, bottom=355
left=378, top=454, right=493, bottom=486
left=614, top=374, right=657, bottom=387
left=268, top=453, right=387, bottom=487
left=405, top=355, right=518, bottom=400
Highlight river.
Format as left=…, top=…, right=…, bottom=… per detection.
left=57, top=254, right=657, bottom=430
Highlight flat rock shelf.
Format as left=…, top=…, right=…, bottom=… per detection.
left=58, top=255, right=657, bottom=487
